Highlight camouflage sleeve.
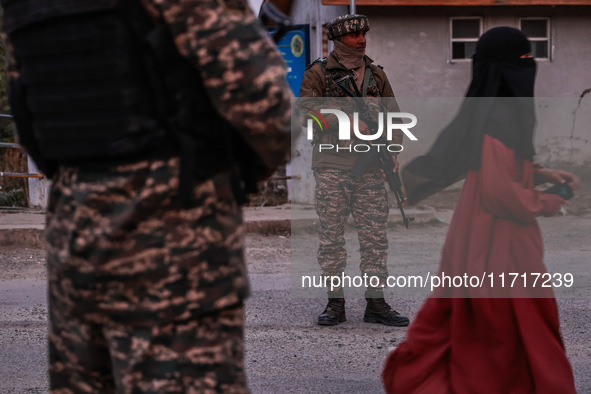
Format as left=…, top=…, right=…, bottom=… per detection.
left=144, top=0, right=292, bottom=168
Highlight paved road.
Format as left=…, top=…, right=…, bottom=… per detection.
left=1, top=216, right=590, bottom=393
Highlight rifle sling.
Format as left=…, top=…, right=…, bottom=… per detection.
left=362, top=64, right=372, bottom=97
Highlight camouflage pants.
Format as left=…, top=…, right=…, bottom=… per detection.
left=314, top=168, right=389, bottom=282
left=46, top=157, right=249, bottom=393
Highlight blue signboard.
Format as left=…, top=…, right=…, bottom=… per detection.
left=270, top=25, right=310, bottom=97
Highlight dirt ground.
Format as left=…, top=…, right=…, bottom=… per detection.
left=0, top=248, right=46, bottom=281
left=1, top=204, right=590, bottom=393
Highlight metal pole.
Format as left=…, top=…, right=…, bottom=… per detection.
left=316, top=0, right=323, bottom=59
left=1, top=140, right=44, bottom=180
left=0, top=172, right=44, bottom=178
left=266, top=175, right=301, bottom=181
left=0, top=142, right=20, bottom=148
left=350, top=0, right=356, bottom=14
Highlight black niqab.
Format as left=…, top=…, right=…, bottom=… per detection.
left=402, top=27, right=538, bottom=205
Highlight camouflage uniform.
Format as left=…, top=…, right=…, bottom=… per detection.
left=314, top=169, right=389, bottom=281
left=301, top=15, right=409, bottom=327
left=299, top=16, right=402, bottom=294
left=46, top=160, right=248, bottom=393
left=5, top=0, right=292, bottom=392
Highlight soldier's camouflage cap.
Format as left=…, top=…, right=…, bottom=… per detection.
left=326, top=14, right=370, bottom=40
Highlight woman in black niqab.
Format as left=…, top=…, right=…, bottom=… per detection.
left=383, top=28, right=579, bottom=394
left=402, top=26, right=538, bottom=204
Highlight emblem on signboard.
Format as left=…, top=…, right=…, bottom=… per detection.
left=291, top=34, right=304, bottom=58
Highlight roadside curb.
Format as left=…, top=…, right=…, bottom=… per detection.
left=0, top=210, right=46, bottom=249
left=0, top=227, right=45, bottom=249
left=0, top=205, right=451, bottom=247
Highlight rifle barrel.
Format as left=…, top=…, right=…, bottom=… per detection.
left=334, top=74, right=414, bottom=228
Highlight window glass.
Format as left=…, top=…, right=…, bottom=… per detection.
left=451, top=18, right=481, bottom=60
left=452, top=42, right=477, bottom=59
left=520, top=18, right=550, bottom=60
left=521, top=19, right=547, bottom=38
left=452, top=19, right=480, bottom=39
left=532, top=41, right=549, bottom=58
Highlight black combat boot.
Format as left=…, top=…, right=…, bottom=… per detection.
left=364, top=298, right=409, bottom=327
left=317, top=298, right=346, bottom=326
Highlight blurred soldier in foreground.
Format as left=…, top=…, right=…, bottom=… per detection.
left=299, top=14, right=409, bottom=327
left=2, top=0, right=292, bottom=392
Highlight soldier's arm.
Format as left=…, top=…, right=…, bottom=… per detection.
left=299, top=64, right=341, bottom=136
left=144, top=0, right=292, bottom=167
left=299, top=63, right=324, bottom=98
left=373, top=66, right=403, bottom=146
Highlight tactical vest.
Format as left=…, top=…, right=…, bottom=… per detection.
left=313, top=58, right=381, bottom=98
left=310, top=58, right=381, bottom=146
left=2, top=0, right=261, bottom=202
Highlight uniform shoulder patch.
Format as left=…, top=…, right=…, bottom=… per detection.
left=216, top=0, right=249, bottom=14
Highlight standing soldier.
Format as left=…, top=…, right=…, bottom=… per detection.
left=299, top=14, right=410, bottom=327
left=2, top=0, right=292, bottom=392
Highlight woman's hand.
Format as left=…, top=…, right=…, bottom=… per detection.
left=541, top=194, right=566, bottom=217
left=536, top=168, right=580, bottom=190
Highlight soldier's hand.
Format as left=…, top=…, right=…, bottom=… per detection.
left=356, top=119, right=371, bottom=137
left=348, top=114, right=371, bottom=144
left=392, top=155, right=400, bottom=173
left=379, top=156, right=400, bottom=180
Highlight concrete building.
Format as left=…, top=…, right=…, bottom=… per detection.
left=288, top=0, right=591, bottom=203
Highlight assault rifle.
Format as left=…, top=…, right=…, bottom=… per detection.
left=334, top=75, right=414, bottom=229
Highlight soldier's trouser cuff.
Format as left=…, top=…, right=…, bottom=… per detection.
left=327, top=287, right=344, bottom=299
left=365, top=287, right=385, bottom=298
left=320, top=273, right=345, bottom=298
left=364, top=274, right=387, bottom=298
